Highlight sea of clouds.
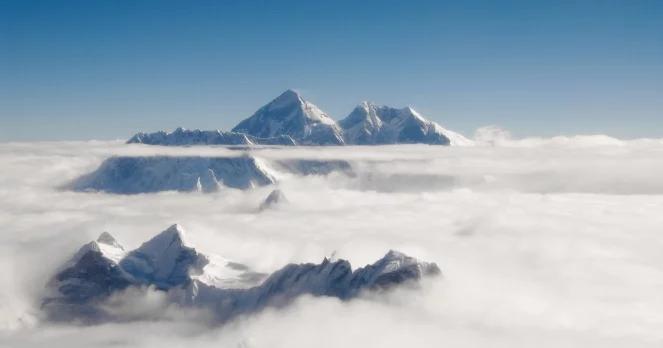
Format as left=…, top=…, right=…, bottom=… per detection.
left=1, top=131, right=662, bottom=347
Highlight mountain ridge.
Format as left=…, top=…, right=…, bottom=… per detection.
left=43, top=225, right=441, bottom=324
left=128, top=90, right=471, bottom=146
left=69, top=155, right=355, bottom=194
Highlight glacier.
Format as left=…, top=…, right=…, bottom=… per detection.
left=43, top=224, right=441, bottom=324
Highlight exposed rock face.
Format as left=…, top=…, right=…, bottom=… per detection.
left=44, top=225, right=440, bottom=324
left=42, top=233, right=131, bottom=322
left=232, top=90, right=345, bottom=145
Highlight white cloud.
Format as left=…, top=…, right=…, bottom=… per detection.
left=1, top=138, right=663, bottom=347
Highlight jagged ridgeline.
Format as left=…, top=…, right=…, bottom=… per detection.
left=128, top=90, right=473, bottom=146
left=69, top=155, right=354, bottom=194
left=43, top=224, right=441, bottom=324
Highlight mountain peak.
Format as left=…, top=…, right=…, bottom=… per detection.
left=120, top=224, right=207, bottom=288
left=281, top=88, right=301, bottom=98
left=358, top=101, right=375, bottom=109
left=132, top=224, right=189, bottom=256
left=157, top=223, right=187, bottom=245
left=47, top=225, right=440, bottom=323
left=69, top=232, right=126, bottom=265
left=270, top=89, right=304, bottom=107
left=232, top=90, right=344, bottom=145
left=97, top=231, right=120, bottom=246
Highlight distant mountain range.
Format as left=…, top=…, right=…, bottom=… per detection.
left=70, top=155, right=354, bottom=194
left=43, top=224, right=441, bottom=323
left=128, top=89, right=472, bottom=146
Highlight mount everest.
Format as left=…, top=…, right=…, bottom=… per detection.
left=128, top=89, right=471, bottom=146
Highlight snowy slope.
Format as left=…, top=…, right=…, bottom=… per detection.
left=70, top=155, right=277, bottom=193
left=43, top=225, right=265, bottom=322
left=125, top=90, right=471, bottom=147
left=70, top=156, right=354, bottom=194
left=127, top=128, right=296, bottom=146
left=119, top=224, right=209, bottom=289
left=232, top=90, right=345, bottom=145
left=44, top=225, right=440, bottom=324
left=340, top=102, right=473, bottom=145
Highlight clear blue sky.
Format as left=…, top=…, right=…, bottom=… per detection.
left=1, top=0, right=661, bottom=141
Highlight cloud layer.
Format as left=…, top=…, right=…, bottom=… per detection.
left=1, top=138, right=663, bottom=347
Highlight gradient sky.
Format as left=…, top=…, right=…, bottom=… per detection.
left=1, top=0, right=662, bottom=141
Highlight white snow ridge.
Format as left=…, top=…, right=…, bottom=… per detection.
left=128, top=89, right=471, bottom=146
left=42, top=224, right=440, bottom=324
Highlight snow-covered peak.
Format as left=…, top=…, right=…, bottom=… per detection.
left=46, top=226, right=441, bottom=323
left=349, top=250, right=441, bottom=290
left=120, top=224, right=208, bottom=288
left=126, top=91, right=470, bottom=147
left=338, top=102, right=384, bottom=144
left=431, top=123, right=475, bottom=146
left=273, top=89, right=302, bottom=104
left=269, top=89, right=336, bottom=125
left=357, top=100, right=378, bottom=111
left=232, top=90, right=344, bottom=145
left=339, top=103, right=468, bottom=145
left=373, top=250, right=428, bottom=274
left=135, top=224, right=189, bottom=255
left=97, top=231, right=121, bottom=247
left=69, top=233, right=126, bottom=265
left=94, top=232, right=126, bottom=263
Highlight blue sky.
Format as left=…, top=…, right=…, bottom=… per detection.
left=1, top=0, right=662, bottom=141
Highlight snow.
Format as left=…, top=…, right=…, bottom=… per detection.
left=70, top=155, right=354, bottom=194
left=193, top=254, right=265, bottom=289
left=70, top=156, right=278, bottom=193
left=95, top=232, right=126, bottom=263
left=68, top=232, right=126, bottom=265
left=44, top=224, right=439, bottom=323
left=233, top=90, right=345, bottom=145
left=339, top=102, right=472, bottom=145
left=128, top=90, right=471, bottom=147
left=132, top=224, right=188, bottom=259
left=127, top=128, right=297, bottom=146
left=431, top=123, right=475, bottom=146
